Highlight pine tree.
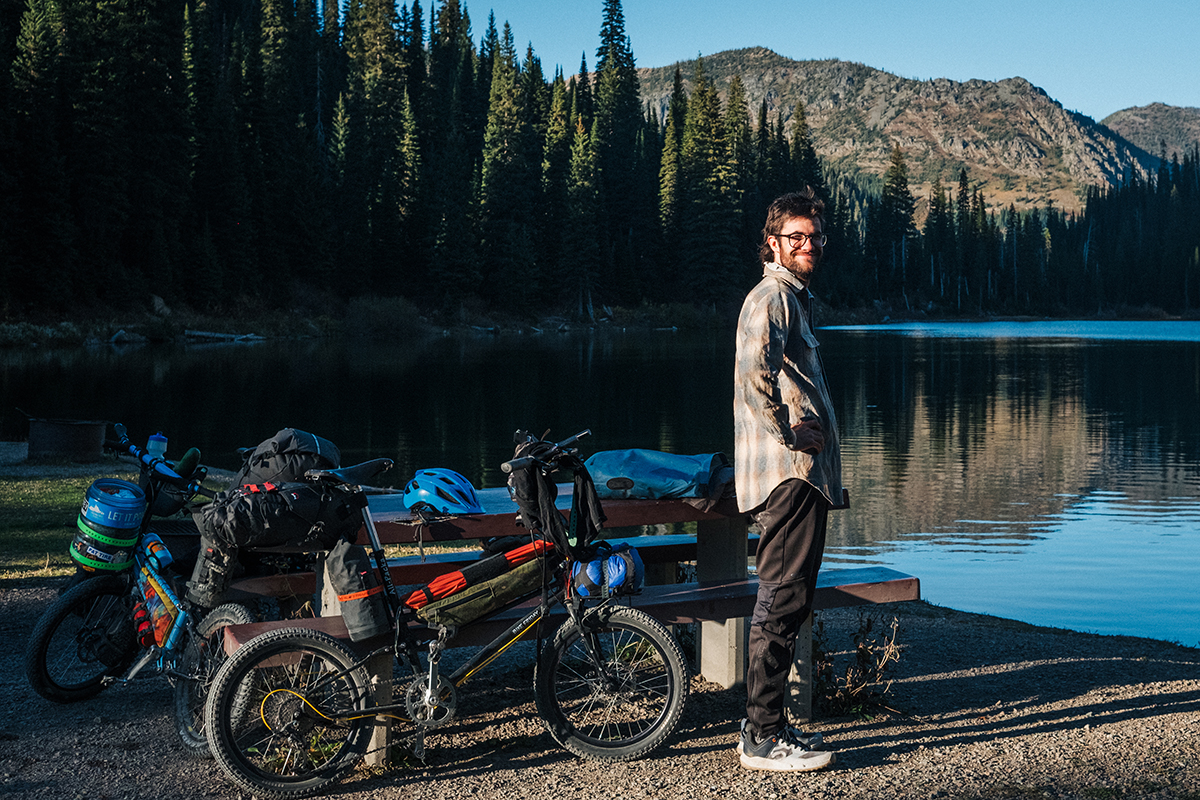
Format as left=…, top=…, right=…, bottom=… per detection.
left=572, top=52, right=592, bottom=131
left=923, top=176, right=952, bottom=303
left=658, top=67, right=686, bottom=240
left=421, top=0, right=479, bottom=302
left=539, top=72, right=572, bottom=301
left=567, top=115, right=602, bottom=319
left=8, top=0, right=76, bottom=308
left=789, top=102, right=825, bottom=201
left=678, top=57, right=740, bottom=304
left=865, top=144, right=916, bottom=301
left=479, top=22, right=535, bottom=306
left=723, top=75, right=755, bottom=271
left=591, top=0, right=641, bottom=301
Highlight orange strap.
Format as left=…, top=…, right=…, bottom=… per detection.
left=338, top=584, right=384, bottom=602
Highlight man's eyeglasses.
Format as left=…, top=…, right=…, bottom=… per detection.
left=774, top=231, right=827, bottom=248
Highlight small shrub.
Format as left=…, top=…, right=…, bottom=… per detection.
left=811, top=610, right=901, bottom=718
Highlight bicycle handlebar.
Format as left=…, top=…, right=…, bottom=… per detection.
left=110, top=423, right=208, bottom=496
left=500, top=429, right=591, bottom=473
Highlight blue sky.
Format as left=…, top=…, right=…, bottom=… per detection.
left=463, top=0, right=1199, bottom=123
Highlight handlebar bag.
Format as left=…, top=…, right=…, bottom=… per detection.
left=232, top=429, right=341, bottom=487
left=326, top=539, right=390, bottom=641
left=507, top=442, right=605, bottom=559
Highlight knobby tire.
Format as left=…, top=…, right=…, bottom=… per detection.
left=24, top=575, right=136, bottom=703
left=534, top=605, right=690, bottom=760
left=204, top=628, right=373, bottom=799
left=173, top=602, right=255, bottom=758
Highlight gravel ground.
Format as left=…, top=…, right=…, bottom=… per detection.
left=4, top=577, right=1200, bottom=800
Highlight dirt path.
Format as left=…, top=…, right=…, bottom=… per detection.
left=4, top=578, right=1199, bottom=800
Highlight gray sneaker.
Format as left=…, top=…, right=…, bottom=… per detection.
left=738, top=722, right=835, bottom=772
left=735, top=718, right=824, bottom=754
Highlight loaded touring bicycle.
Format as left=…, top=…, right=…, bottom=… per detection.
left=203, top=429, right=691, bottom=798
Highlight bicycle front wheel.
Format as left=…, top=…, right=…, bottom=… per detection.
left=173, top=602, right=255, bottom=758
left=204, top=628, right=373, bottom=799
left=534, top=605, right=690, bottom=760
left=24, top=575, right=136, bottom=703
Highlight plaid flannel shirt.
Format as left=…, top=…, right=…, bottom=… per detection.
left=733, top=263, right=843, bottom=512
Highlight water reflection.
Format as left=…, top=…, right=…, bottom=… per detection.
left=3, top=322, right=1199, bottom=644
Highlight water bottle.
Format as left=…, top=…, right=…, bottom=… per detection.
left=147, top=432, right=167, bottom=459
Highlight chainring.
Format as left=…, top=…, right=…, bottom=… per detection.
left=404, top=675, right=457, bottom=728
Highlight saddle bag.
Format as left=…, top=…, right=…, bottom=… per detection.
left=194, top=481, right=365, bottom=551
left=326, top=539, right=390, bottom=641
left=186, top=482, right=365, bottom=608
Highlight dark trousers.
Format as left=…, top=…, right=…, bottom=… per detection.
left=745, top=479, right=828, bottom=739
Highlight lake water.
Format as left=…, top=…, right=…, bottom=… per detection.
left=3, top=321, right=1199, bottom=646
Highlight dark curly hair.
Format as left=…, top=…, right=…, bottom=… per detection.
left=759, top=187, right=825, bottom=263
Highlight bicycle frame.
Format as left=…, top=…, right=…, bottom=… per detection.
left=100, top=429, right=213, bottom=686
left=293, top=493, right=613, bottom=758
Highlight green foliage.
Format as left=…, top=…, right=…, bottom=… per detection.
left=0, top=467, right=137, bottom=582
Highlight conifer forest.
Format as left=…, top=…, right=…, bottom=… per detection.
left=2, top=0, right=1198, bottom=322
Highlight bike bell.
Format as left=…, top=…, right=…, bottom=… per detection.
left=403, top=468, right=484, bottom=515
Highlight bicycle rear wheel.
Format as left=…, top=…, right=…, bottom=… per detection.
left=173, top=602, right=255, bottom=758
left=534, top=605, right=690, bottom=760
left=25, top=575, right=136, bottom=703
left=204, top=628, right=373, bottom=799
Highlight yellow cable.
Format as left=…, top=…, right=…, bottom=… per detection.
left=257, top=688, right=411, bottom=730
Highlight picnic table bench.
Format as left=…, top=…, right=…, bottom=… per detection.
left=219, top=484, right=919, bottom=726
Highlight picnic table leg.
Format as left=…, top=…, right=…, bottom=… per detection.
left=785, top=614, right=814, bottom=723
left=695, top=515, right=749, bottom=689
left=366, top=653, right=393, bottom=765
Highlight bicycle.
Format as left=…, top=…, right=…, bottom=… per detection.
left=203, top=430, right=691, bottom=799
left=23, top=423, right=257, bottom=758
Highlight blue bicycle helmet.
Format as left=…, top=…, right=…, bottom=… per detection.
left=403, top=468, right=485, bottom=515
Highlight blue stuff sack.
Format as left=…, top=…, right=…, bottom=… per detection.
left=584, top=449, right=729, bottom=501
left=571, top=543, right=645, bottom=598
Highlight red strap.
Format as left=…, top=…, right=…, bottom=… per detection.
left=338, top=584, right=384, bottom=602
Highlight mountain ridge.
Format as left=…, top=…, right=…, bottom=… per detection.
left=1102, top=103, right=1200, bottom=162
left=638, top=48, right=1164, bottom=215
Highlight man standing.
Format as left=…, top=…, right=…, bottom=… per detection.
left=733, top=188, right=842, bottom=772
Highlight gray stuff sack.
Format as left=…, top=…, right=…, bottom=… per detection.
left=326, top=539, right=391, bottom=641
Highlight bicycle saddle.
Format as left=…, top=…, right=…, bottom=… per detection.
left=304, top=458, right=394, bottom=487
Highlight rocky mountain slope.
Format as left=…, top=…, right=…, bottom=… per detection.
left=1102, top=102, right=1200, bottom=162
left=639, top=48, right=1159, bottom=214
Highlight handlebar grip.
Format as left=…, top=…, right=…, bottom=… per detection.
left=501, top=456, right=537, bottom=474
